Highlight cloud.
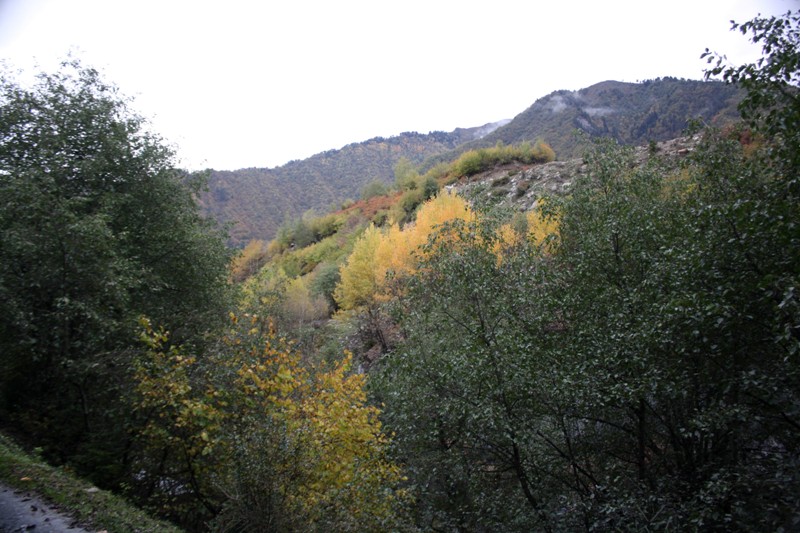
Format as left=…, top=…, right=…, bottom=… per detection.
left=547, top=95, right=568, bottom=113
left=583, top=107, right=615, bottom=117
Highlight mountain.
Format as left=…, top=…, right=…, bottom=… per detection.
left=200, top=79, right=743, bottom=246
left=199, top=123, right=507, bottom=247
left=422, top=77, right=743, bottom=168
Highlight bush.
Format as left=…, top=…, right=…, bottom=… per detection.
left=360, top=179, right=389, bottom=200
left=450, top=141, right=556, bottom=178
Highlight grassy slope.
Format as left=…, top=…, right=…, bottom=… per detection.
left=0, top=432, right=182, bottom=533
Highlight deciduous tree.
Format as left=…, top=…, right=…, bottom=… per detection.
left=0, top=60, right=231, bottom=483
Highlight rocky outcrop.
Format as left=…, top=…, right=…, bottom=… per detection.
left=454, top=135, right=702, bottom=210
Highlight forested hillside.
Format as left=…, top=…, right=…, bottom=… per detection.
left=202, top=79, right=742, bottom=246
left=199, top=125, right=504, bottom=246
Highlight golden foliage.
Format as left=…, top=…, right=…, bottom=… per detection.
left=336, top=192, right=475, bottom=310
left=333, top=191, right=563, bottom=310
left=526, top=203, right=559, bottom=249
left=134, top=315, right=407, bottom=530
left=333, top=225, right=382, bottom=310
left=229, top=239, right=268, bottom=283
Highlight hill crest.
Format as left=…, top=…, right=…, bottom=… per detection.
left=200, top=78, right=743, bottom=246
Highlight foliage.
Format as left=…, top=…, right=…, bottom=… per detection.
left=268, top=212, right=348, bottom=259
left=335, top=192, right=475, bottom=312
left=703, top=10, right=800, bottom=169
left=334, top=225, right=384, bottom=311
left=310, top=261, right=342, bottom=311
left=373, top=18, right=800, bottom=526
left=229, top=239, right=268, bottom=283
left=133, top=316, right=409, bottom=532
left=0, top=60, right=231, bottom=484
left=373, top=208, right=560, bottom=531
left=451, top=140, right=555, bottom=178
left=377, top=124, right=800, bottom=529
left=361, top=179, right=390, bottom=200
left=393, top=156, right=419, bottom=190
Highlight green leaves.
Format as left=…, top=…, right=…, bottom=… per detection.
left=376, top=122, right=800, bottom=529
left=0, top=60, right=232, bottom=492
left=704, top=10, right=800, bottom=170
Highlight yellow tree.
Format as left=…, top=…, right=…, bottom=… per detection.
left=335, top=193, right=476, bottom=353
left=229, top=239, right=268, bottom=283
left=333, top=225, right=382, bottom=311
left=134, top=315, right=408, bottom=531
left=374, top=191, right=474, bottom=298
left=492, top=204, right=559, bottom=260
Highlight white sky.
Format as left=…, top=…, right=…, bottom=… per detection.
left=0, top=0, right=796, bottom=170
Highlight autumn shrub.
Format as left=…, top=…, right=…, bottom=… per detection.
left=391, top=188, right=424, bottom=225
left=525, top=139, right=556, bottom=163
left=423, top=161, right=451, bottom=183
left=452, top=148, right=487, bottom=176
left=310, top=262, right=342, bottom=311
left=421, top=175, right=439, bottom=199
left=308, top=213, right=344, bottom=241
left=450, top=141, right=556, bottom=178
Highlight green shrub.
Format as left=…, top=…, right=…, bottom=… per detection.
left=361, top=179, right=389, bottom=200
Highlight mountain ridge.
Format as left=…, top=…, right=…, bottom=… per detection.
left=200, top=78, right=743, bottom=246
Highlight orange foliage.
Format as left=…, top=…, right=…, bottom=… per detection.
left=336, top=191, right=403, bottom=220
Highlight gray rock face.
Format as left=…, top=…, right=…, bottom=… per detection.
left=454, top=135, right=701, bottom=211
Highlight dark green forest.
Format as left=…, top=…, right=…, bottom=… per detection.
left=0, top=10, right=799, bottom=532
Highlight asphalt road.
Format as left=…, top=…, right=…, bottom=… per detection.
left=0, top=483, right=90, bottom=532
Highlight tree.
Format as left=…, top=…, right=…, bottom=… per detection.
left=134, top=315, right=409, bottom=531
left=334, top=225, right=383, bottom=311
left=0, top=60, right=231, bottom=482
left=393, top=156, right=419, bottom=190
left=703, top=11, right=800, bottom=152
left=374, top=208, right=563, bottom=531
left=230, top=239, right=268, bottom=283
left=360, top=179, right=390, bottom=200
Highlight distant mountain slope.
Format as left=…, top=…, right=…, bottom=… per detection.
left=201, top=79, right=743, bottom=246
left=458, top=77, right=742, bottom=160
left=199, top=124, right=506, bottom=246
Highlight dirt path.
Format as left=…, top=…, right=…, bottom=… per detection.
left=0, top=483, right=90, bottom=532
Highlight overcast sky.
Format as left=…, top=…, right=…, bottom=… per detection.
left=0, top=0, right=795, bottom=170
